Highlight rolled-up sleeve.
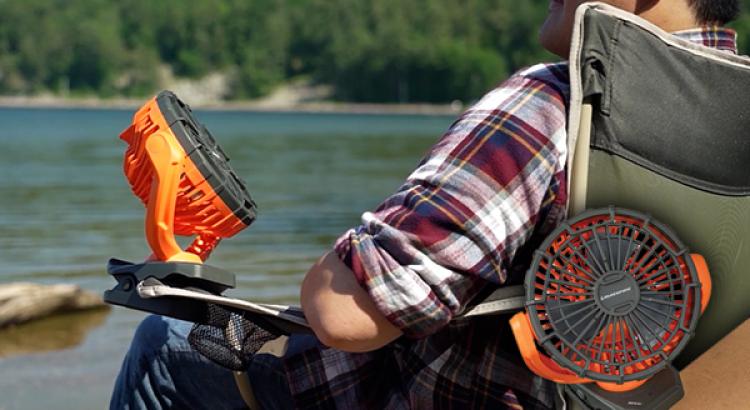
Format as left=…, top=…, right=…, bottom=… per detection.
left=335, top=64, right=570, bottom=339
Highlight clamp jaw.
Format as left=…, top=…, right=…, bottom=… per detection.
left=104, top=258, right=236, bottom=324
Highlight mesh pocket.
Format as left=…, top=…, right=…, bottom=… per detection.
left=188, top=303, right=280, bottom=371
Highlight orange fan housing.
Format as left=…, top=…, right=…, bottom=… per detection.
left=120, top=91, right=256, bottom=263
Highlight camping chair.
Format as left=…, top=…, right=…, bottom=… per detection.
left=502, top=4, right=750, bottom=408
left=566, top=3, right=750, bottom=372
left=105, top=3, right=750, bottom=409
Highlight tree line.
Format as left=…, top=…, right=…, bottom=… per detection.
left=1, top=0, right=749, bottom=103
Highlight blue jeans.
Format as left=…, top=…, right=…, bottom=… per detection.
left=110, top=315, right=314, bottom=410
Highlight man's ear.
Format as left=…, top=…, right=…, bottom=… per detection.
left=634, top=0, right=659, bottom=14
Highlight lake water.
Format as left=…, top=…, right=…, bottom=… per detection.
left=0, top=107, right=455, bottom=409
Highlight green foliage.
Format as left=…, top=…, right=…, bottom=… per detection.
left=730, top=0, right=750, bottom=55
left=224, top=0, right=292, bottom=98
left=1, top=0, right=749, bottom=102
left=281, top=0, right=549, bottom=102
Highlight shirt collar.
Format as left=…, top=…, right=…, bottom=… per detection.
left=671, top=26, right=738, bottom=54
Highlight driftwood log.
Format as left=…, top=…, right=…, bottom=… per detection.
left=0, top=282, right=109, bottom=328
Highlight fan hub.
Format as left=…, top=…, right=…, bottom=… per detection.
left=594, top=272, right=640, bottom=315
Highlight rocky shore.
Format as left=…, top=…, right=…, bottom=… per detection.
left=0, top=80, right=464, bottom=116
left=0, top=283, right=108, bottom=328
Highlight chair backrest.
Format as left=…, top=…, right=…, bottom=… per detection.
left=567, top=3, right=750, bottom=368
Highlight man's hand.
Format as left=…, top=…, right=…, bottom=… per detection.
left=300, top=251, right=403, bottom=352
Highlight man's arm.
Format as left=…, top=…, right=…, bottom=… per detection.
left=302, top=64, right=568, bottom=353
left=301, top=251, right=402, bottom=352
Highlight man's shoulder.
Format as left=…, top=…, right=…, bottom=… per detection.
left=514, top=61, right=570, bottom=88
left=471, top=62, right=570, bottom=113
left=506, top=62, right=570, bottom=101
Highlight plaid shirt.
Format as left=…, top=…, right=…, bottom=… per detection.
left=282, top=27, right=738, bottom=409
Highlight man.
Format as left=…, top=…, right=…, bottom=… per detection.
left=111, top=1, right=741, bottom=409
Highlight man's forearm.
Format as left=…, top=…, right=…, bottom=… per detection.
left=300, top=251, right=403, bottom=353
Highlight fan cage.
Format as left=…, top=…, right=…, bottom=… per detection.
left=525, top=207, right=702, bottom=383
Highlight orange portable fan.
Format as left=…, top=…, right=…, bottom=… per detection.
left=510, top=208, right=711, bottom=396
left=120, top=91, right=256, bottom=263
left=104, top=91, right=256, bottom=322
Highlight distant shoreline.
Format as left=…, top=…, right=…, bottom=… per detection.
left=0, top=95, right=463, bottom=116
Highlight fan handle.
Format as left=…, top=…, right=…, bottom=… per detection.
left=510, top=312, right=589, bottom=384
left=141, top=129, right=215, bottom=263
left=691, top=253, right=711, bottom=313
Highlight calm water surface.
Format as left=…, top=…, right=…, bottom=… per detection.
left=0, top=107, right=454, bottom=409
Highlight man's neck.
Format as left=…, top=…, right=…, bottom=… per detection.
left=636, top=0, right=701, bottom=32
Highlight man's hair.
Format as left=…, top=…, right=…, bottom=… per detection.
left=689, top=0, right=740, bottom=25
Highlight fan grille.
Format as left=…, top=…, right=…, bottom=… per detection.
left=525, top=207, right=702, bottom=383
